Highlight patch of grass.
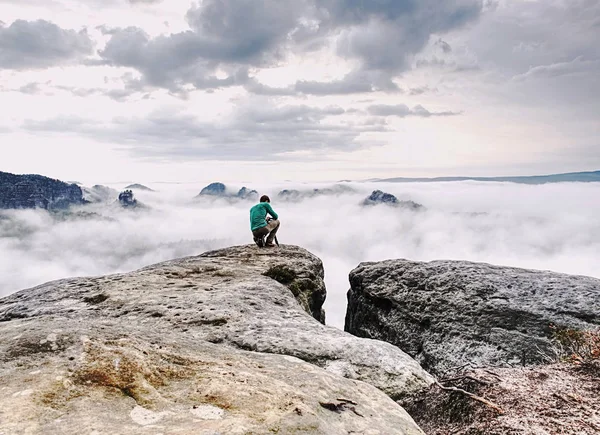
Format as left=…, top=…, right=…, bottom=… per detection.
left=263, top=265, right=297, bottom=284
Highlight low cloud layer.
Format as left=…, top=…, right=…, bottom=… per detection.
left=1, top=181, right=599, bottom=329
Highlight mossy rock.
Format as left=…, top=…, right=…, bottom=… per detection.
left=289, top=279, right=317, bottom=297
left=263, top=265, right=297, bottom=285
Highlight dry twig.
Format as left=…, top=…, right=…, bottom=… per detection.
left=434, top=381, right=504, bottom=414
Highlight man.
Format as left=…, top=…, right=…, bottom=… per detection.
left=250, top=195, right=280, bottom=248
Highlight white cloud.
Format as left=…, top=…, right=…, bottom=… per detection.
left=0, top=0, right=598, bottom=179
left=512, top=56, right=600, bottom=81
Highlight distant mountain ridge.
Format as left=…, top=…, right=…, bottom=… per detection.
left=0, top=171, right=84, bottom=210
left=376, top=170, right=600, bottom=184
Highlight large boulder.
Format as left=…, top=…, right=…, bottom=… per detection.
left=346, top=259, right=600, bottom=375
left=0, top=245, right=432, bottom=434
left=0, top=171, right=84, bottom=210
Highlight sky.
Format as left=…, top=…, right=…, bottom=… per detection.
left=1, top=0, right=599, bottom=183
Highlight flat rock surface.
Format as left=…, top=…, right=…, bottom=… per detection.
left=346, top=259, right=600, bottom=375
left=0, top=245, right=431, bottom=434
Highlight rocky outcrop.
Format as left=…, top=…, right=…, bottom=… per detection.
left=362, top=190, right=424, bottom=210
left=125, top=184, right=155, bottom=192
left=345, top=259, right=600, bottom=375
left=196, top=183, right=258, bottom=201
left=118, top=189, right=138, bottom=207
left=236, top=187, right=258, bottom=200
left=197, top=182, right=227, bottom=197
left=0, top=171, right=84, bottom=210
left=0, top=245, right=432, bottom=434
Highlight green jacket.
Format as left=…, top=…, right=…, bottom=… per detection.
left=250, top=202, right=278, bottom=231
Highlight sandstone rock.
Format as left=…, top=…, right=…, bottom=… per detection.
left=197, top=182, right=227, bottom=197
left=362, top=190, right=424, bottom=210
left=346, top=259, right=600, bottom=375
left=236, top=187, right=258, bottom=200
left=0, top=318, right=423, bottom=434
left=0, top=171, right=84, bottom=210
left=195, top=183, right=258, bottom=201
left=118, top=189, right=138, bottom=208
left=0, top=245, right=432, bottom=433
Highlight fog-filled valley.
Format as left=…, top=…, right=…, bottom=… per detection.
left=1, top=181, right=599, bottom=329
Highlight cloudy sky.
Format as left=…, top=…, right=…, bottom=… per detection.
left=1, top=0, right=599, bottom=183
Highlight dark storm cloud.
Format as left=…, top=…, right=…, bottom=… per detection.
left=0, top=20, right=93, bottom=70
left=329, top=0, right=481, bottom=71
left=98, top=26, right=251, bottom=93
left=98, top=0, right=484, bottom=94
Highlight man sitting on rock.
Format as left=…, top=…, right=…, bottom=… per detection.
left=250, top=195, right=280, bottom=248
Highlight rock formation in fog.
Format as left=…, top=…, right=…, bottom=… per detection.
left=362, top=190, right=424, bottom=210
left=118, top=189, right=139, bottom=208
left=0, top=171, right=84, bottom=210
left=236, top=187, right=258, bottom=200
left=195, top=183, right=258, bottom=201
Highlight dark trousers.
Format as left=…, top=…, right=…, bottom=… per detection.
left=252, top=219, right=280, bottom=244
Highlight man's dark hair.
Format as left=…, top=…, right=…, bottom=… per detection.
left=260, top=195, right=270, bottom=203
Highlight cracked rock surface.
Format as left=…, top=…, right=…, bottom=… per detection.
left=346, top=259, right=600, bottom=375
left=0, top=245, right=431, bottom=434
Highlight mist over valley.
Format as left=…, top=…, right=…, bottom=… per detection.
left=2, top=179, right=598, bottom=329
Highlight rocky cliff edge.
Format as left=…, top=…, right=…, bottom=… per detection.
left=0, top=245, right=432, bottom=434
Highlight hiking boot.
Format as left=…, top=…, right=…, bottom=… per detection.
left=264, top=242, right=276, bottom=248
left=254, top=237, right=265, bottom=248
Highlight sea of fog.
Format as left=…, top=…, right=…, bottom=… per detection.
left=1, top=181, right=599, bottom=329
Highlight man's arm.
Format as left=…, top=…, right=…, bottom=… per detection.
left=265, top=203, right=278, bottom=220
